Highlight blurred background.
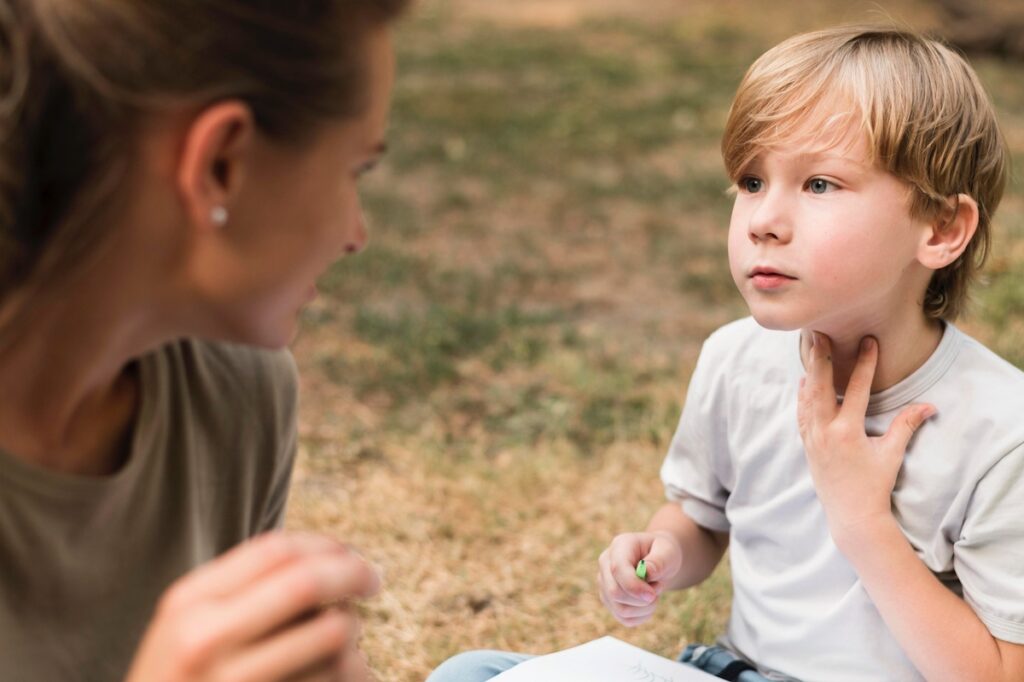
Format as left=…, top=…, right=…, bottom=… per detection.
left=285, top=1, right=1024, bottom=679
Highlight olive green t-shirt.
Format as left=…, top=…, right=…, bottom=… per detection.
left=0, top=339, right=298, bottom=681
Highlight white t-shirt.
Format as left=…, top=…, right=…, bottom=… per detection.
left=661, top=317, right=1024, bottom=682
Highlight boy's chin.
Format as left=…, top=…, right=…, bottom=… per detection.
left=747, top=309, right=804, bottom=332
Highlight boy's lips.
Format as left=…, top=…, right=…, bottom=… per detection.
left=748, top=266, right=796, bottom=290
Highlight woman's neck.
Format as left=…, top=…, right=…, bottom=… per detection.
left=0, top=282, right=169, bottom=477
left=799, top=311, right=944, bottom=397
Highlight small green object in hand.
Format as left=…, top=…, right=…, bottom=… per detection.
left=635, top=559, right=647, bottom=580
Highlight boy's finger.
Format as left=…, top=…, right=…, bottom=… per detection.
left=640, top=546, right=673, bottom=584
left=882, top=403, right=936, bottom=454
left=796, top=377, right=811, bottom=438
left=599, top=554, right=649, bottom=606
left=839, top=336, right=878, bottom=419
left=611, top=602, right=658, bottom=621
left=808, top=331, right=837, bottom=422
left=606, top=561, right=656, bottom=606
left=617, top=613, right=654, bottom=628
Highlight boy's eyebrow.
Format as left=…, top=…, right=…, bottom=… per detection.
left=790, top=149, right=868, bottom=168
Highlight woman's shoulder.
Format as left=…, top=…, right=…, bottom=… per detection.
left=158, top=338, right=297, bottom=392
left=144, top=338, right=299, bottom=432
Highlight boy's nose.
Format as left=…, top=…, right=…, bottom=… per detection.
left=748, top=222, right=785, bottom=243
left=747, top=196, right=791, bottom=244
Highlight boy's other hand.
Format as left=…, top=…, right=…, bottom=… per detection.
left=797, top=333, right=936, bottom=552
left=124, top=532, right=380, bottom=682
left=597, top=531, right=682, bottom=627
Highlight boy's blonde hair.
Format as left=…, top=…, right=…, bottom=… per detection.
left=722, top=25, right=1009, bottom=320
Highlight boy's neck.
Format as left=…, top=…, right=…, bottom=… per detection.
left=799, top=313, right=945, bottom=397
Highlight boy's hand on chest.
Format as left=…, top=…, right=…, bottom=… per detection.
left=796, top=333, right=936, bottom=553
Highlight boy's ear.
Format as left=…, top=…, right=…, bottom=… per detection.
left=917, top=193, right=979, bottom=271
left=176, top=101, right=255, bottom=231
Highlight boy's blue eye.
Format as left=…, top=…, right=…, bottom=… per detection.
left=741, top=177, right=763, bottom=193
left=807, top=178, right=835, bottom=194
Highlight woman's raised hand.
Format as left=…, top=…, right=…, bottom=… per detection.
left=125, top=532, right=380, bottom=682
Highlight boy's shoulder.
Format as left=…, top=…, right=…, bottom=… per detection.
left=948, top=326, right=1024, bottom=403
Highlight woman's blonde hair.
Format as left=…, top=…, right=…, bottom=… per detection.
left=721, top=25, right=1009, bottom=320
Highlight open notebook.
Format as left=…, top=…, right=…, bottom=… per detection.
left=492, top=636, right=720, bottom=682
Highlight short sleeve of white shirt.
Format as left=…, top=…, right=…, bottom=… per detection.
left=955, top=442, right=1024, bottom=643
left=660, top=335, right=733, bottom=533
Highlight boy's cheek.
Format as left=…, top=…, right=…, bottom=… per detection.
left=726, top=225, right=749, bottom=268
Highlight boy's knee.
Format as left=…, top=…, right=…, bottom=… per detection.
left=426, top=649, right=531, bottom=682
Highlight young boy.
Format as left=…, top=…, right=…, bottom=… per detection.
left=429, top=26, right=1024, bottom=682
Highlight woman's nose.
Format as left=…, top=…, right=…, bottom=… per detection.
left=345, top=205, right=369, bottom=254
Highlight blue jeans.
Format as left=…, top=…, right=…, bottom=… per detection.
left=425, top=650, right=533, bottom=682
left=426, top=644, right=776, bottom=682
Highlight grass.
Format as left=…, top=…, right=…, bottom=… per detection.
left=286, top=2, right=1024, bottom=680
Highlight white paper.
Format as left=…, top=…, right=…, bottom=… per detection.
left=491, top=636, right=721, bottom=682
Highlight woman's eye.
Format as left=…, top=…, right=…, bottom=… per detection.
left=807, top=178, right=835, bottom=194
left=355, top=158, right=380, bottom=179
left=741, top=177, right=763, bottom=193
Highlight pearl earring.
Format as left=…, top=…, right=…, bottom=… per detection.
left=211, top=206, right=228, bottom=226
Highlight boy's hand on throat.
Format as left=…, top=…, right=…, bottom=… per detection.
left=797, top=333, right=936, bottom=552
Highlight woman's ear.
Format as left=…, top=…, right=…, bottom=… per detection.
left=177, top=101, right=254, bottom=231
left=917, top=193, right=979, bottom=271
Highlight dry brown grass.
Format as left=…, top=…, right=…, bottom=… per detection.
left=285, top=2, right=1024, bottom=680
